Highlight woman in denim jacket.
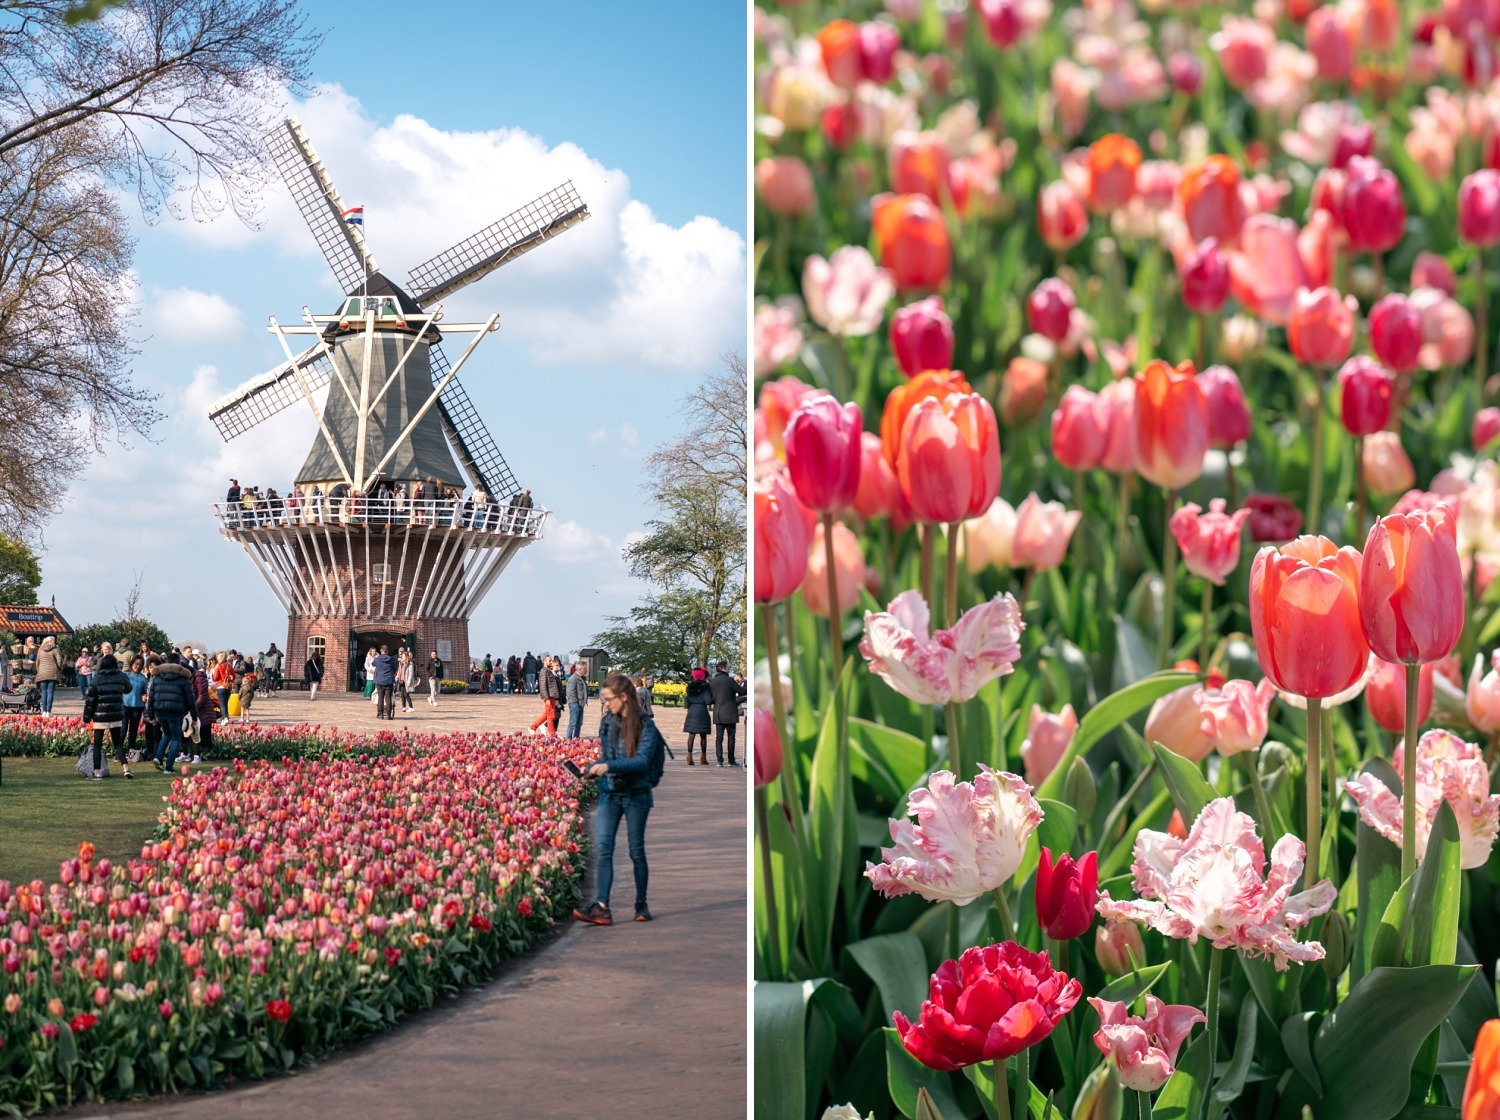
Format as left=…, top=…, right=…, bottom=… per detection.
left=573, top=671, right=665, bottom=926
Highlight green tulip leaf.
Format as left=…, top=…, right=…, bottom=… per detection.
left=754, top=787, right=804, bottom=978
left=884, top=1027, right=964, bottom=1120
left=1037, top=798, right=1080, bottom=861
left=805, top=661, right=853, bottom=976
left=849, top=718, right=929, bottom=807
left=1153, top=742, right=1217, bottom=825
left=1152, top=1030, right=1210, bottom=1120
left=755, top=979, right=832, bottom=1120
left=1353, top=758, right=1403, bottom=982
left=1096, top=961, right=1173, bottom=1008
left=845, top=932, right=931, bottom=1026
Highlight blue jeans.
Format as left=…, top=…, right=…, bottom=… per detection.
left=38, top=680, right=55, bottom=713
left=76, top=674, right=89, bottom=697
left=524, top=671, right=537, bottom=693
left=594, top=788, right=651, bottom=908
left=155, top=713, right=185, bottom=771
left=566, top=702, right=584, bottom=739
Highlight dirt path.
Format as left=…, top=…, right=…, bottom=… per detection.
left=57, top=693, right=749, bottom=1120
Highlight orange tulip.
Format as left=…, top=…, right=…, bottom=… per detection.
left=890, top=131, right=951, bottom=205
left=1088, top=134, right=1142, bottom=212
left=1464, top=1020, right=1500, bottom=1120
left=896, top=392, right=1002, bottom=524
left=1134, top=359, right=1209, bottom=490
left=1179, top=156, right=1247, bottom=245
left=1249, top=535, right=1370, bottom=698
left=880, top=368, right=972, bottom=466
left=872, top=193, right=952, bottom=291
left=817, top=20, right=863, bottom=89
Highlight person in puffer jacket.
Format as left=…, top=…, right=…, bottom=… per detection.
left=82, top=653, right=130, bottom=780
left=146, top=653, right=194, bottom=773
left=189, top=661, right=216, bottom=762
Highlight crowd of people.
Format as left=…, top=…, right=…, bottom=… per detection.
left=219, top=478, right=539, bottom=534
left=466, top=651, right=559, bottom=694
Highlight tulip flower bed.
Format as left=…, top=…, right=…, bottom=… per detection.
left=0, top=731, right=593, bottom=1114
left=754, top=3, right=1500, bottom=1119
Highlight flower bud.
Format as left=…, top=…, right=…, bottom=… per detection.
left=1368, top=294, right=1422, bottom=374
left=1095, top=919, right=1146, bottom=977
left=889, top=296, right=955, bottom=378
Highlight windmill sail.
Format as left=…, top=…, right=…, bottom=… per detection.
left=429, top=344, right=522, bottom=499
left=208, top=345, right=335, bottom=441
left=265, top=119, right=377, bottom=294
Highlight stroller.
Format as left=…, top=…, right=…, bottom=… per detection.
left=0, top=684, right=41, bottom=714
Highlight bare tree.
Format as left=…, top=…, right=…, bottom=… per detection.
left=115, top=568, right=144, bottom=621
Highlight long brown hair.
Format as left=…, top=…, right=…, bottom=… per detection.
left=604, top=670, right=643, bottom=756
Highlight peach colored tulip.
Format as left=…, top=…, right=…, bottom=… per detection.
left=803, top=520, right=867, bottom=617
left=1196, top=678, right=1276, bottom=756
left=852, top=431, right=902, bottom=522
left=1145, top=682, right=1214, bottom=762
left=1468, top=652, right=1500, bottom=735
left=1134, top=359, right=1209, bottom=490
left=1360, top=507, right=1465, bottom=666
left=963, top=497, right=1016, bottom=573
left=1229, top=215, right=1311, bottom=325
left=896, top=392, right=1002, bottom=525
left=1249, top=535, right=1369, bottom=698
left=1011, top=494, right=1081, bottom=572
left=1287, top=286, right=1358, bottom=369
left=1179, top=155, right=1247, bottom=245
left=756, top=156, right=817, bottom=216
left=1021, top=704, right=1078, bottom=786
left=1362, top=431, right=1417, bottom=497
left=999, top=356, right=1048, bottom=427
left=754, top=299, right=805, bottom=374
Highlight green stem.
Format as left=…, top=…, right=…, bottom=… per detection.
left=921, top=523, right=936, bottom=619
left=1476, top=248, right=1489, bottom=396
left=1307, top=370, right=1325, bottom=535
left=1158, top=489, right=1179, bottom=669
left=1326, top=704, right=1340, bottom=891
left=1306, top=696, right=1323, bottom=889
left=754, top=788, right=781, bottom=980
left=994, top=886, right=1014, bottom=942
left=1204, top=946, right=1224, bottom=1120
left=1116, top=472, right=1133, bottom=576
left=1239, top=751, right=1277, bottom=843
left=946, top=701, right=964, bottom=780
left=1013, top=1045, right=1029, bottom=1120
left=1199, top=579, right=1213, bottom=674
left=760, top=604, right=797, bottom=812
left=1354, top=435, right=1367, bottom=541
left=1136, top=1089, right=1149, bottom=1120
left=945, top=521, right=960, bottom=631
left=995, top=1057, right=1011, bottom=1120
left=1403, top=662, right=1419, bottom=882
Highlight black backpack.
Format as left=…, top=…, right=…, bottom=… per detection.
left=645, top=718, right=672, bottom=787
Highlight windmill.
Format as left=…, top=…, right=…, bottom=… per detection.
left=207, top=117, right=589, bottom=691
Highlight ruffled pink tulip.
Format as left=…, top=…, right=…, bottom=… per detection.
left=1020, top=704, right=1078, bottom=786
left=1364, top=655, right=1434, bottom=733
left=1171, top=499, right=1251, bottom=586
left=1028, top=278, right=1075, bottom=342
left=1230, top=216, right=1312, bottom=325
left=1288, top=286, right=1357, bottom=369
left=890, top=296, right=955, bottom=378
left=754, top=300, right=805, bottom=375
left=803, top=520, right=867, bottom=617
left=865, top=764, right=1042, bottom=904
left=1337, top=356, right=1394, bottom=437
left=1180, top=239, right=1230, bottom=314
left=754, top=474, right=811, bottom=604
left=1096, top=797, right=1337, bottom=970
left=1368, top=294, right=1422, bottom=373
left=1197, top=365, right=1251, bottom=448
left=784, top=396, right=863, bottom=513
left=1459, top=169, right=1500, bottom=247
left=1051, top=386, right=1106, bottom=472
left=756, top=156, right=817, bottom=217
left=859, top=589, right=1025, bottom=706
left=963, top=497, right=1016, bottom=573
left=1345, top=729, right=1500, bottom=868
left=1090, top=996, right=1206, bottom=1093
left=1011, top=494, right=1081, bottom=572
left=803, top=246, right=896, bottom=337
left=1466, top=651, right=1500, bottom=733
left=1196, top=678, right=1276, bottom=756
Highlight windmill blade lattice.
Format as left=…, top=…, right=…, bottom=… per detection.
left=429, top=343, right=521, bottom=499
left=208, top=345, right=335, bottom=441
left=265, top=119, right=377, bottom=294
left=407, top=181, right=589, bottom=305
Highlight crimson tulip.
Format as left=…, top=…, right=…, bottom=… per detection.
left=896, top=392, right=1001, bottom=524
left=1027, top=278, right=1075, bottom=342
left=1412, top=252, right=1457, bottom=295
left=1250, top=535, right=1369, bottom=698
left=890, top=296, right=955, bottom=378
left=872, top=193, right=951, bottom=290
left=1087, top=134, right=1141, bottom=212
left=1459, top=169, right=1500, bottom=246
left=1337, top=356, right=1394, bottom=437
left=1342, top=157, right=1406, bottom=253
left=1134, top=359, right=1209, bottom=490
left=1180, top=239, right=1230, bottom=314
left=880, top=368, right=972, bottom=466
left=1244, top=493, right=1303, bottom=542
left=1168, top=52, right=1203, bottom=94
left=1035, top=848, right=1098, bottom=940
left=754, top=474, right=811, bottom=604
left=1288, top=286, right=1357, bottom=368
left=1197, top=364, right=1251, bottom=448
left=1359, top=508, right=1464, bottom=665
left=784, top=396, right=863, bottom=513
left=894, top=942, right=1082, bottom=1071
left=1368, top=293, right=1422, bottom=373
left=1038, top=180, right=1088, bottom=252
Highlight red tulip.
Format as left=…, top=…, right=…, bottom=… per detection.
left=1337, top=356, right=1394, bottom=437
left=754, top=474, right=811, bottom=604
left=1035, top=848, right=1099, bottom=940
left=1475, top=407, right=1500, bottom=451
left=1051, top=385, right=1106, bottom=471
left=1341, top=157, right=1406, bottom=253
left=755, top=157, right=816, bottom=217
left=977, top=0, right=1023, bottom=47
left=1359, top=508, right=1465, bottom=665
left=1244, top=493, right=1303, bottom=542
left=1134, top=359, right=1209, bottom=490
left=894, top=942, right=1082, bottom=1071
left=1197, top=364, right=1251, bottom=448
left=1087, top=134, right=1142, bottom=212
left=1459, top=169, right=1500, bottom=247
left=897, top=392, right=1002, bottom=523
left=1250, top=535, right=1370, bottom=698
left=890, top=296, right=955, bottom=378
left=1368, top=293, right=1422, bottom=373
left=880, top=368, right=972, bottom=466
left=873, top=193, right=952, bottom=290
left=784, top=396, right=863, bottom=513
left=1287, top=286, right=1357, bottom=368
left=1364, top=656, right=1434, bottom=733
left=1179, top=156, right=1247, bottom=245
left=1038, top=180, right=1088, bottom=252
left=753, top=707, right=784, bottom=788
left=1027, top=278, right=1075, bottom=342
left=1180, top=239, right=1230, bottom=314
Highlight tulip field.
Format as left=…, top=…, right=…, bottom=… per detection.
left=0, top=720, right=590, bottom=1114
left=754, top=3, right=1500, bottom=1119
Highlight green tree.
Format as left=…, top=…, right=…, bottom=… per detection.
left=60, top=619, right=171, bottom=661
left=589, top=590, right=738, bottom=679
left=0, top=535, right=40, bottom=603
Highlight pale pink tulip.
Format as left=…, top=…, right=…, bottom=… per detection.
left=754, top=298, right=805, bottom=373
left=865, top=765, right=1043, bottom=904
left=803, top=246, right=896, bottom=337
left=1170, top=499, right=1251, bottom=586
left=1362, top=431, right=1417, bottom=497
left=803, top=521, right=867, bottom=617
left=1467, top=652, right=1500, bottom=734
left=1145, top=684, right=1215, bottom=763
left=1344, top=729, right=1500, bottom=869
left=963, top=497, right=1016, bottom=574
left=1021, top=704, right=1078, bottom=787
left=1089, top=996, right=1206, bottom=1093
left=859, top=589, right=1025, bottom=706
left=1011, top=494, right=1082, bottom=572
left=1211, top=17, right=1274, bottom=90
left=1411, top=287, right=1477, bottom=371
left=1098, top=376, right=1137, bottom=474
left=1096, top=797, right=1337, bottom=970
left=1196, top=678, right=1276, bottom=756
left=1230, top=215, right=1312, bottom=326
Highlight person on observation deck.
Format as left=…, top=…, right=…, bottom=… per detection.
left=225, top=479, right=241, bottom=527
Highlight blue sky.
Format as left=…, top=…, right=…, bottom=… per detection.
left=37, top=0, right=747, bottom=665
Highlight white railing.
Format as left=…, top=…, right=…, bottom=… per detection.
left=211, top=496, right=548, bottom=538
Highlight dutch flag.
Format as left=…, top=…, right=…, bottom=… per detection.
left=341, top=206, right=364, bottom=227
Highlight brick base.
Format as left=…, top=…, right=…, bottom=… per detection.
left=286, top=616, right=472, bottom=692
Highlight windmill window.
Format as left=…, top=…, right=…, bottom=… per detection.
left=372, top=563, right=392, bottom=584
left=306, top=636, right=326, bottom=659
left=344, top=297, right=363, bottom=317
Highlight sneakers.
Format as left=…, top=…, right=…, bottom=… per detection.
left=152, top=758, right=163, bottom=771
left=634, top=903, right=652, bottom=922
left=572, top=902, right=613, bottom=926
left=123, top=769, right=133, bottom=780
left=192, top=755, right=202, bottom=764
left=90, top=771, right=103, bottom=781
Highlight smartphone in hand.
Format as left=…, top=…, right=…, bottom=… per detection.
left=563, top=759, right=586, bottom=779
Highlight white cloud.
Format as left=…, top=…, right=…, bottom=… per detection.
left=587, top=428, right=608, bottom=445
left=619, top=421, right=639, bottom=446
left=163, top=85, right=745, bottom=374
left=147, top=287, right=245, bottom=344
left=540, top=519, right=627, bottom=567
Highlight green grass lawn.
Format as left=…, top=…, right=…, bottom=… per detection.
left=0, top=757, right=175, bottom=885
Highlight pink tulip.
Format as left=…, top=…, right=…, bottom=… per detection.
left=1412, top=252, right=1457, bottom=295
left=1466, top=652, right=1500, bottom=733
left=865, top=765, right=1042, bottom=904
left=753, top=708, right=783, bottom=788
left=1230, top=215, right=1312, bottom=325
left=1368, top=294, right=1422, bottom=373
left=802, top=246, right=895, bottom=336
left=1027, top=278, right=1075, bottom=342
left=1090, top=996, right=1206, bottom=1093
left=1195, top=678, right=1276, bottom=756
left=889, top=296, right=955, bottom=378
left=1095, top=920, right=1146, bottom=976
left=753, top=300, right=805, bottom=374
left=755, top=474, right=811, bottom=604
left=1211, top=17, right=1274, bottom=90
left=1038, top=180, right=1089, bottom=252
left=1020, top=704, right=1078, bottom=786
left=802, top=520, right=867, bottom=617
left=1050, top=385, right=1106, bottom=472
left=963, top=497, right=1016, bottom=573
left=1168, top=52, right=1204, bottom=95
left=1306, top=7, right=1355, bottom=80
left=1097, top=797, right=1337, bottom=970
left=1345, top=729, right=1500, bottom=869
left=1475, top=408, right=1500, bottom=452
left=1287, top=286, right=1358, bottom=369
left=784, top=396, right=863, bottom=513
left=852, top=431, right=903, bottom=522
left=1365, top=655, right=1434, bottom=733
left=1098, top=377, right=1138, bottom=474
left=1180, top=239, right=1230, bottom=314
left=1412, top=288, right=1477, bottom=371
left=1337, top=357, right=1395, bottom=437
left=1459, top=169, right=1500, bottom=247
left=1011, top=494, right=1081, bottom=572
left=859, top=589, right=1025, bottom=706
left=1170, top=499, right=1251, bottom=586
left=756, top=156, right=817, bottom=216
left=1341, top=157, right=1406, bottom=254
left=1197, top=365, right=1252, bottom=448
left=1145, top=683, right=1215, bottom=763
left=1361, top=431, right=1417, bottom=497
left=1360, top=506, right=1465, bottom=665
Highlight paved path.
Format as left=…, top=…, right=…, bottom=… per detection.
left=59, top=693, right=749, bottom=1120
